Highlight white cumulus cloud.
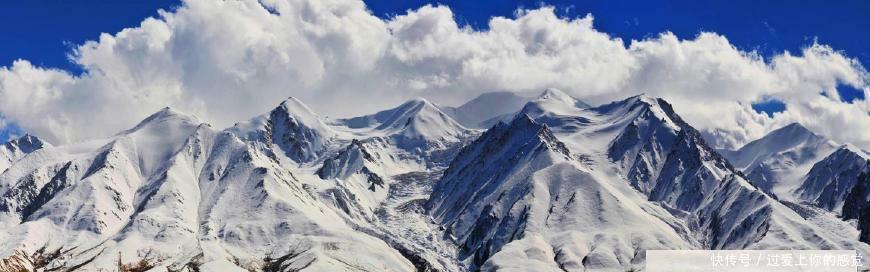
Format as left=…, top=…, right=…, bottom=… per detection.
left=0, top=0, right=868, bottom=149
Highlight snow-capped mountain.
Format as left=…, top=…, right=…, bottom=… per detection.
left=332, top=98, right=471, bottom=153
left=795, top=144, right=870, bottom=212
left=515, top=88, right=592, bottom=132
left=440, top=92, right=533, bottom=128
left=720, top=123, right=870, bottom=217
left=428, top=90, right=869, bottom=270
left=587, top=96, right=866, bottom=255
left=720, top=123, right=838, bottom=196
left=468, top=89, right=592, bottom=130
left=0, top=91, right=868, bottom=271
left=0, top=134, right=48, bottom=174
left=0, top=106, right=423, bottom=271
left=427, top=115, right=693, bottom=270
left=229, top=97, right=336, bottom=164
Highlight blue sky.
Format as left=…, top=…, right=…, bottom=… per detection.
left=0, top=0, right=867, bottom=142
left=367, top=0, right=870, bottom=67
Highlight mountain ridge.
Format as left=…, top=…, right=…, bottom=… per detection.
left=0, top=92, right=868, bottom=271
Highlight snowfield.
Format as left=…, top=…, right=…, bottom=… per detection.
left=0, top=90, right=868, bottom=271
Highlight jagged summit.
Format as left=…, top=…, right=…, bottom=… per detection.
left=272, top=96, right=320, bottom=120
left=592, top=93, right=663, bottom=114
left=514, top=89, right=599, bottom=135
left=1, top=134, right=49, bottom=173
left=606, top=95, right=686, bottom=132
left=2, top=93, right=869, bottom=271
left=3, top=134, right=47, bottom=154
left=427, top=113, right=693, bottom=270
left=796, top=144, right=870, bottom=211
left=428, top=114, right=572, bottom=216
left=229, top=97, right=336, bottom=163
left=497, top=114, right=571, bottom=157
left=317, top=139, right=375, bottom=180
left=840, top=143, right=870, bottom=159
left=270, top=96, right=336, bottom=136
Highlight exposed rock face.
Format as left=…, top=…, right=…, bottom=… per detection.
left=796, top=145, right=870, bottom=212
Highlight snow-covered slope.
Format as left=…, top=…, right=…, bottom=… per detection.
left=229, top=97, right=336, bottom=164
left=332, top=98, right=471, bottom=152
left=0, top=107, right=416, bottom=271
left=518, top=89, right=592, bottom=130
left=427, top=91, right=870, bottom=270
left=590, top=96, right=867, bottom=253
left=314, top=139, right=390, bottom=221
left=1, top=92, right=868, bottom=271
left=440, top=92, right=533, bottom=128
left=795, top=144, right=870, bottom=212
left=472, top=88, right=592, bottom=131
left=427, top=115, right=693, bottom=270
left=720, top=123, right=837, bottom=196
left=0, top=135, right=48, bottom=174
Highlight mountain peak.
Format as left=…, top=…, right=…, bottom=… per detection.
left=781, top=122, right=808, bottom=130
left=796, top=142, right=870, bottom=211
left=533, top=88, right=591, bottom=108
left=627, top=93, right=656, bottom=103
left=723, top=122, right=835, bottom=171
left=741, top=122, right=826, bottom=151
left=277, top=96, right=309, bottom=110
left=407, top=96, right=431, bottom=104
left=395, top=97, right=441, bottom=113
left=626, top=93, right=663, bottom=107
left=336, top=97, right=468, bottom=148
left=536, top=88, right=573, bottom=101
left=428, top=114, right=573, bottom=219
left=155, top=106, right=188, bottom=117
left=492, top=114, right=570, bottom=157
left=506, top=114, right=548, bottom=134
left=768, top=122, right=816, bottom=139
left=445, top=91, right=532, bottom=128
left=593, top=93, right=666, bottom=115
left=519, top=89, right=591, bottom=120
left=3, top=134, right=47, bottom=154
left=510, top=113, right=535, bottom=126
left=594, top=95, right=687, bottom=137
left=275, top=97, right=324, bottom=119
left=237, top=96, right=337, bottom=163
left=272, top=96, right=333, bottom=133
left=837, top=144, right=870, bottom=159
left=127, top=107, right=202, bottom=133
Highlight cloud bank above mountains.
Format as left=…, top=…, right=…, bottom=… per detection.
left=0, top=0, right=867, bottom=149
